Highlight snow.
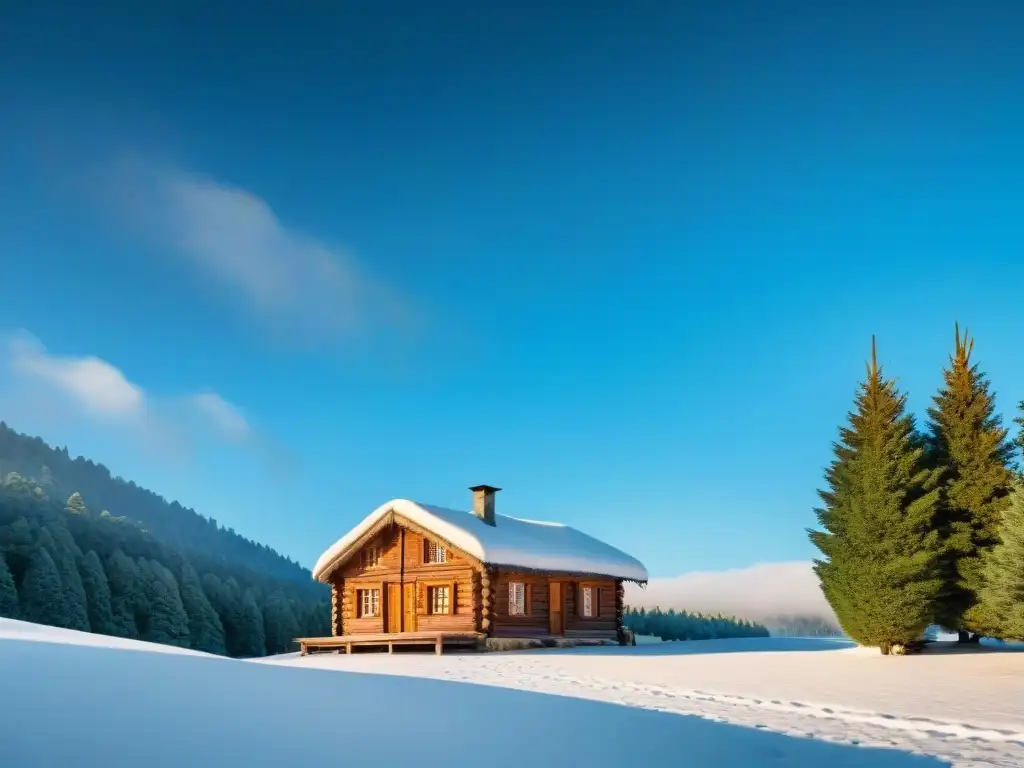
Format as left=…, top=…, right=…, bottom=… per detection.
left=0, top=619, right=955, bottom=768
left=312, top=498, right=649, bottom=583
left=272, top=636, right=1024, bottom=768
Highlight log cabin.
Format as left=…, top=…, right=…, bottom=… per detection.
left=305, top=485, right=648, bottom=653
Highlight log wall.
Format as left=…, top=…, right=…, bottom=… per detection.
left=333, top=523, right=483, bottom=635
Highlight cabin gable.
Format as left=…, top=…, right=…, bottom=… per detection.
left=331, top=518, right=482, bottom=637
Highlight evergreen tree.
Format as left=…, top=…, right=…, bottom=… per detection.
left=263, top=589, right=300, bottom=655
left=1017, top=401, right=1024, bottom=456
left=0, top=553, right=19, bottom=618
left=65, top=492, right=89, bottom=516
left=809, top=338, right=943, bottom=653
left=20, top=547, right=66, bottom=627
left=926, top=325, right=1016, bottom=639
left=239, top=587, right=267, bottom=657
left=43, top=520, right=90, bottom=631
left=104, top=549, right=139, bottom=639
left=977, top=483, right=1024, bottom=639
left=79, top=550, right=116, bottom=636
left=177, top=560, right=225, bottom=655
left=138, top=560, right=190, bottom=647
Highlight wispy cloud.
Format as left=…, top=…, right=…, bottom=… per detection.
left=0, top=331, right=260, bottom=460
left=624, top=561, right=838, bottom=626
left=109, top=159, right=416, bottom=343
left=188, top=391, right=253, bottom=443
left=7, top=332, right=146, bottom=421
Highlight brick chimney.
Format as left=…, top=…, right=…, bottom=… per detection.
left=469, top=484, right=501, bottom=526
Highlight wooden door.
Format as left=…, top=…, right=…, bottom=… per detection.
left=403, top=582, right=417, bottom=632
left=548, top=581, right=564, bottom=635
left=386, top=583, right=401, bottom=633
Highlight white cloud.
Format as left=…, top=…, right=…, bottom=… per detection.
left=188, top=391, right=252, bottom=443
left=0, top=332, right=255, bottom=454
left=6, top=332, right=145, bottom=421
left=624, top=561, right=837, bottom=625
left=110, top=159, right=414, bottom=342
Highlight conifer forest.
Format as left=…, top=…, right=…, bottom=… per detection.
left=0, top=423, right=330, bottom=657
left=810, top=326, right=1024, bottom=653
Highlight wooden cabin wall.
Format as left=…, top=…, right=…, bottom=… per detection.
left=491, top=571, right=621, bottom=640
left=490, top=570, right=551, bottom=637
left=334, top=523, right=482, bottom=635
left=564, top=577, right=618, bottom=640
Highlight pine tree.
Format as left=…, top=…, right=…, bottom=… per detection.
left=104, top=549, right=140, bottom=639
left=139, top=560, right=190, bottom=648
left=926, top=325, right=1016, bottom=639
left=65, top=492, right=89, bottom=516
left=43, top=521, right=90, bottom=631
left=20, top=547, right=66, bottom=627
left=239, top=588, right=267, bottom=657
left=263, top=590, right=300, bottom=655
left=0, top=553, right=19, bottom=618
left=79, top=550, right=116, bottom=635
left=977, top=483, right=1024, bottom=639
left=176, top=560, right=225, bottom=655
left=809, top=338, right=944, bottom=653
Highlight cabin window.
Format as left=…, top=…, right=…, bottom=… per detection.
left=361, top=544, right=381, bottom=569
left=357, top=588, right=380, bottom=618
left=581, top=586, right=597, bottom=618
left=428, top=585, right=451, bottom=615
left=509, top=582, right=527, bottom=616
left=425, top=541, right=447, bottom=564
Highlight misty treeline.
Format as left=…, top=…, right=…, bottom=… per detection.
left=0, top=426, right=330, bottom=657
left=760, top=616, right=844, bottom=638
left=810, top=327, right=1024, bottom=654
left=623, top=606, right=769, bottom=641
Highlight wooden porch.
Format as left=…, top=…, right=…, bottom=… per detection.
left=296, top=631, right=485, bottom=656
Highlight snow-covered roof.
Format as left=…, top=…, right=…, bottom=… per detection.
left=312, top=499, right=649, bottom=584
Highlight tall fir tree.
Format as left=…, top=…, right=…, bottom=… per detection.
left=239, top=587, right=267, bottom=657
left=79, top=549, right=116, bottom=636
left=263, top=589, right=300, bottom=655
left=0, top=553, right=19, bottom=618
left=809, top=338, right=944, bottom=653
left=977, top=482, right=1024, bottom=640
left=138, top=560, right=190, bottom=648
left=43, top=520, right=90, bottom=631
left=104, top=549, right=140, bottom=639
left=176, top=559, right=226, bottom=655
left=926, top=325, right=1016, bottom=639
left=20, top=546, right=66, bottom=627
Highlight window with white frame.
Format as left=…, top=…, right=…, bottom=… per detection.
left=428, top=585, right=450, bottom=615
left=425, top=541, right=447, bottom=564
left=358, top=588, right=380, bottom=618
left=581, top=586, right=595, bottom=618
left=509, top=582, right=526, bottom=616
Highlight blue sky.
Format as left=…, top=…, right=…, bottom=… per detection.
left=1, top=0, right=1024, bottom=579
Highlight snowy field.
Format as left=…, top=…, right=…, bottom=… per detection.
left=3, top=619, right=1023, bottom=767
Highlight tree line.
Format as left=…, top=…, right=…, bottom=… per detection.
left=0, top=422, right=310, bottom=585
left=810, top=326, right=1024, bottom=653
left=0, top=472, right=329, bottom=656
left=623, top=606, right=769, bottom=641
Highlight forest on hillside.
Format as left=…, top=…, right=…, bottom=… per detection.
left=0, top=425, right=329, bottom=657
left=0, top=423, right=310, bottom=584
left=623, top=607, right=769, bottom=641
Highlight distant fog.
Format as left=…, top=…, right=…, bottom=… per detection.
left=624, top=561, right=838, bottom=627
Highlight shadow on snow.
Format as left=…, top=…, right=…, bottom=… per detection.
left=493, top=636, right=857, bottom=657
left=1, top=637, right=941, bottom=768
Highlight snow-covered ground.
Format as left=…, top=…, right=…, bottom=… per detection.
left=3, top=619, right=1022, bottom=767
